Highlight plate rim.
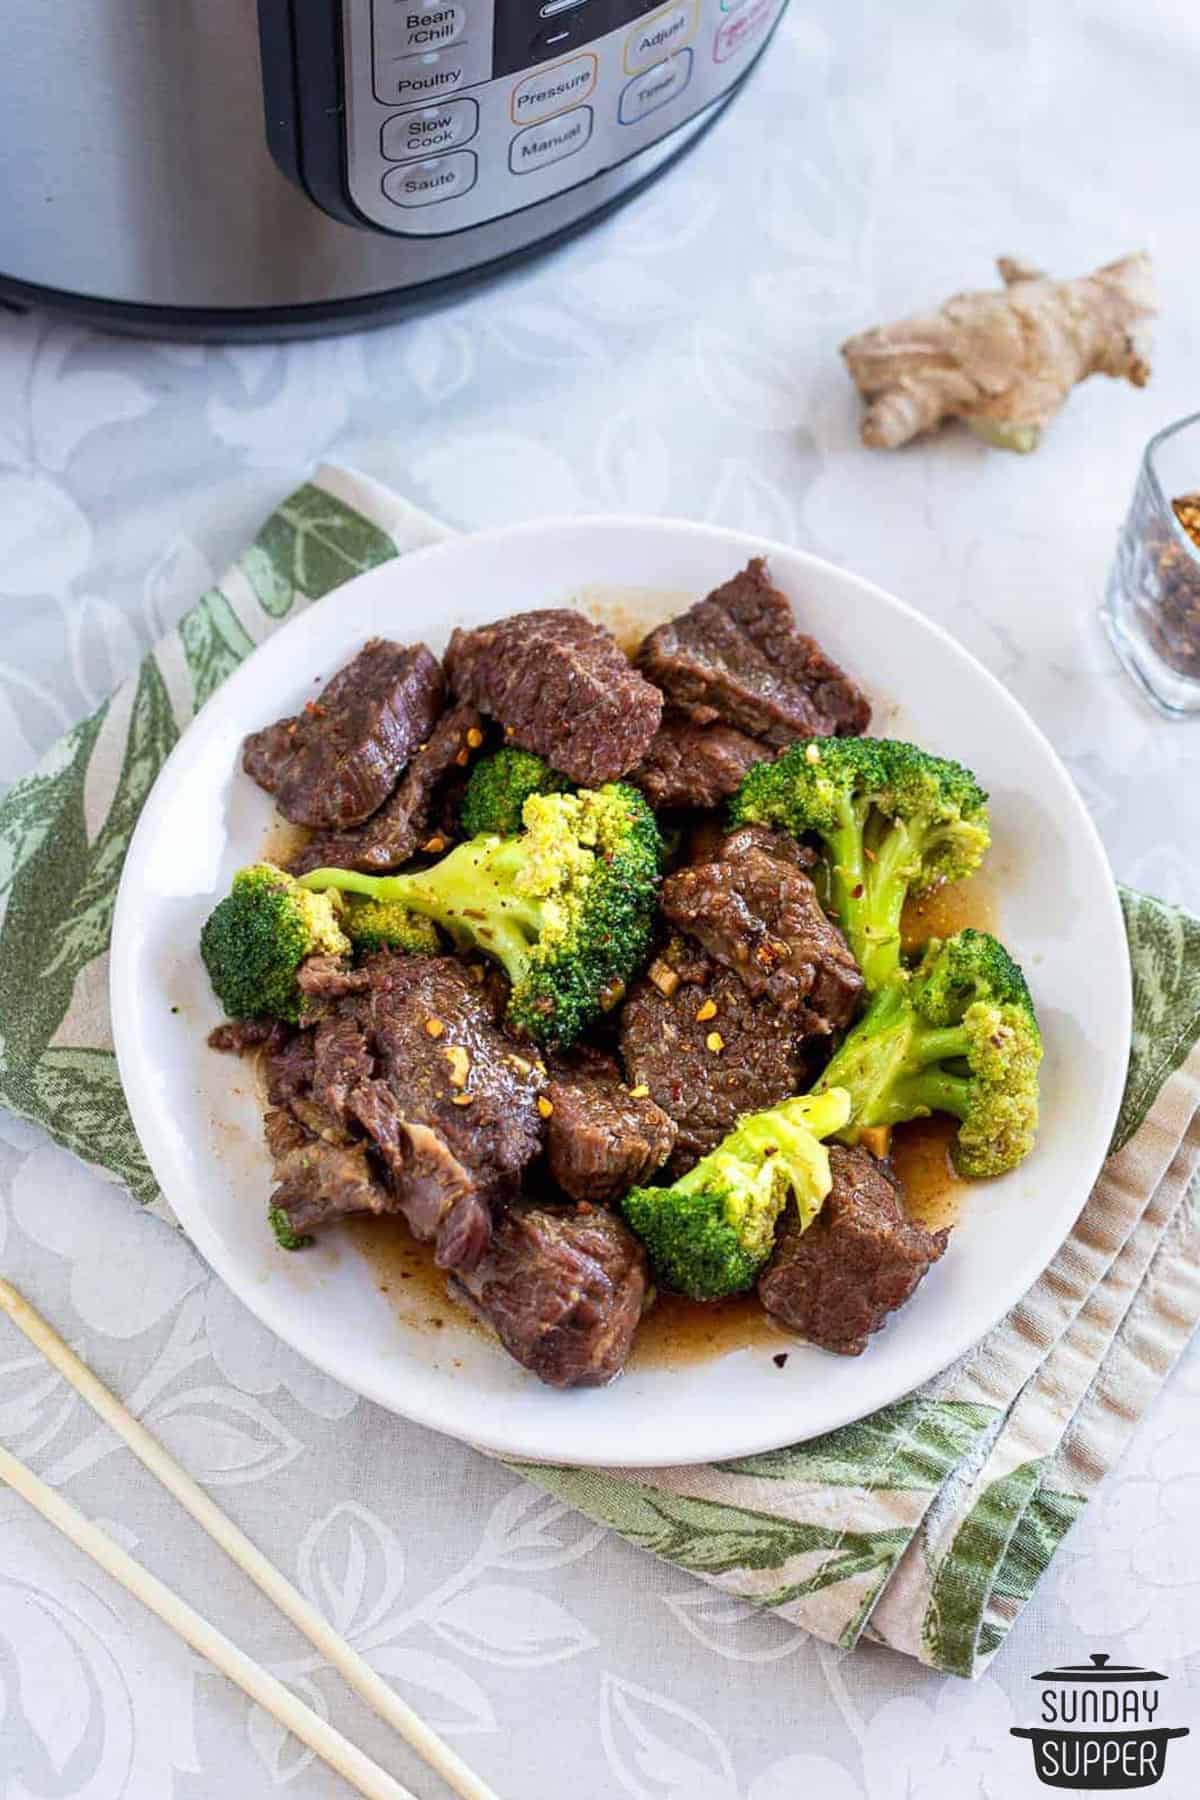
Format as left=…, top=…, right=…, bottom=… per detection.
left=110, top=512, right=1131, bottom=1465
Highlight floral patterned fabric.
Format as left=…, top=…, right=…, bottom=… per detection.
left=5, top=4, right=1200, bottom=1783
left=2, top=466, right=1198, bottom=1696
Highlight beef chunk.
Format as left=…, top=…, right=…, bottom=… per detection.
left=257, top=957, right=543, bottom=1267
left=444, top=609, right=662, bottom=786
left=265, top=1031, right=316, bottom=1106
left=636, top=559, right=871, bottom=744
left=296, top=956, right=370, bottom=1001
left=660, top=835, right=863, bottom=1031
left=348, top=956, right=545, bottom=1267
left=264, top=1105, right=309, bottom=1161
left=242, top=639, right=445, bottom=830
left=629, top=712, right=767, bottom=811
left=207, top=1017, right=290, bottom=1057
left=259, top=1024, right=394, bottom=1235
left=310, top=1011, right=374, bottom=1125
left=452, top=1204, right=648, bottom=1387
left=349, top=1079, right=494, bottom=1270
left=544, top=1048, right=677, bottom=1203
left=758, top=1146, right=948, bottom=1354
left=242, top=720, right=299, bottom=796
left=289, top=702, right=483, bottom=877
left=619, top=939, right=815, bottom=1175
left=270, top=1139, right=394, bottom=1239
left=680, top=820, right=815, bottom=872
left=263, top=1025, right=347, bottom=1146
left=720, top=824, right=816, bottom=868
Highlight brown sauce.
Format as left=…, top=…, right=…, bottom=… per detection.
left=890, top=1114, right=965, bottom=1233
left=901, top=868, right=999, bottom=950
left=630, top=1288, right=795, bottom=1367
left=261, top=817, right=310, bottom=868
left=346, top=1215, right=487, bottom=1344
left=346, top=1212, right=799, bottom=1367
left=576, top=585, right=685, bottom=657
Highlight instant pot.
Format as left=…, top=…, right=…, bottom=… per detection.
left=0, top=0, right=787, bottom=339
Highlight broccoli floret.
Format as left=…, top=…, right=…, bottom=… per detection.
left=621, top=1090, right=852, bottom=1300
left=460, top=747, right=571, bottom=838
left=200, top=862, right=350, bottom=1023
left=811, top=928, right=1042, bottom=1178
left=269, top=1205, right=313, bottom=1251
left=731, top=738, right=991, bottom=990
left=342, top=894, right=441, bottom=958
left=299, top=784, right=662, bottom=1049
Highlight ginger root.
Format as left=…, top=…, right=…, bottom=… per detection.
left=841, top=252, right=1156, bottom=452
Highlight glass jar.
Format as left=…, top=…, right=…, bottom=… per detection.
left=1104, top=410, right=1200, bottom=717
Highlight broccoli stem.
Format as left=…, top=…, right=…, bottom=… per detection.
left=836, top=809, right=977, bottom=994
left=825, top=801, right=921, bottom=992
left=301, top=868, right=386, bottom=900
left=823, top=794, right=869, bottom=952
left=815, top=978, right=979, bottom=1134
left=301, top=842, right=544, bottom=983
left=857, top=820, right=915, bottom=990
left=906, top=1023, right=972, bottom=1068
left=891, top=1069, right=972, bottom=1120
left=812, top=981, right=915, bottom=1126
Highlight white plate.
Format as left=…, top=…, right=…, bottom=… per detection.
left=111, top=517, right=1129, bottom=1467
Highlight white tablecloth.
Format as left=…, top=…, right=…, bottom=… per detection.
left=3, top=3, right=1200, bottom=1795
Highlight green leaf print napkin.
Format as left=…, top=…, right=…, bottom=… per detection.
left=2, top=465, right=1199, bottom=1679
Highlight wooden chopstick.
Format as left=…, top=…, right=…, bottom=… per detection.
left=0, top=1441, right=417, bottom=1800
left=0, top=1279, right=501, bottom=1800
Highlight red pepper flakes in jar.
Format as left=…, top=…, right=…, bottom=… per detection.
left=1148, top=491, right=1200, bottom=678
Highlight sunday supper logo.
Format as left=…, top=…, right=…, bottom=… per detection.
left=1010, top=1653, right=1189, bottom=1790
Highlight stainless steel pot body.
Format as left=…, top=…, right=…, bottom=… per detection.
left=0, top=0, right=784, bottom=336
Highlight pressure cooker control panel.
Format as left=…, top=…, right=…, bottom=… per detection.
left=330, top=0, right=786, bottom=235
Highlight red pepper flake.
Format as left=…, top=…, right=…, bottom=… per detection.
left=852, top=882, right=864, bottom=900
left=303, top=700, right=327, bottom=718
